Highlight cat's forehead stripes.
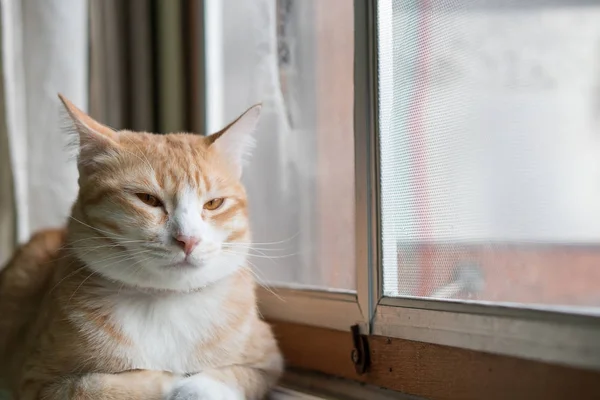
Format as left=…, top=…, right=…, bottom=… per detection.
left=117, top=132, right=222, bottom=196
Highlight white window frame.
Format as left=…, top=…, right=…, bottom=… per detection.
left=209, top=0, right=600, bottom=372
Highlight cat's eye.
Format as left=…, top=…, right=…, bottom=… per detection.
left=204, top=198, right=225, bottom=211
left=136, top=193, right=163, bottom=208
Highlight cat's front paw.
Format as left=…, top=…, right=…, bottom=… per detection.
left=166, top=375, right=243, bottom=400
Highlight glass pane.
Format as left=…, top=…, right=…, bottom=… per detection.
left=206, top=0, right=355, bottom=290
left=378, top=0, right=600, bottom=311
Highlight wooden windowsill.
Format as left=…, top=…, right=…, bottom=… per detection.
left=269, top=320, right=600, bottom=400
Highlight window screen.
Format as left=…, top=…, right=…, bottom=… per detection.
left=378, top=0, right=600, bottom=312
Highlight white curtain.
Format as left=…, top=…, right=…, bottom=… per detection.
left=207, top=0, right=315, bottom=286
left=0, top=0, right=88, bottom=265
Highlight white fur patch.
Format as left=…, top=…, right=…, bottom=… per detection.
left=165, top=374, right=243, bottom=400
left=105, top=282, right=235, bottom=373
left=171, top=186, right=206, bottom=242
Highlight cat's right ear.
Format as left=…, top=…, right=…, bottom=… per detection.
left=58, top=93, right=119, bottom=169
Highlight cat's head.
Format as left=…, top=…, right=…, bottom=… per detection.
left=60, top=94, right=260, bottom=292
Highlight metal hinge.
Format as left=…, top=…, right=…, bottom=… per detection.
left=350, top=324, right=370, bottom=375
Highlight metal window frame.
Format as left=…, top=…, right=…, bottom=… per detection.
left=254, top=0, right=377, bottom=334
left=365, top=0, right=600, bottom=372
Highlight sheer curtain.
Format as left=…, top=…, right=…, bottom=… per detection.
left=206, top=0, right=307, bottom=285
left=208, top=0, right=356, bottom=289
left=0, top=0, right=88, bottom=265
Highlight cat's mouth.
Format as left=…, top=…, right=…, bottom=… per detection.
left=168, top=260, right=198, bottom=269
left=165, top=256, right=216, bottom=269
left=157, top=248, right=221, bottom=270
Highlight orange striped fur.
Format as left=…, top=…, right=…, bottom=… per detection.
left=0, top=95, right=283, bottom=399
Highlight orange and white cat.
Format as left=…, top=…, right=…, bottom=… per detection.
left=0, top=95, right=283, bottom=400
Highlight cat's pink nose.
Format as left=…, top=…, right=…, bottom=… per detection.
left=175, top=235, right=199, bottom=256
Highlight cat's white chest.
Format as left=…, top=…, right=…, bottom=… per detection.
left=111, top=291, right=225, bottom=373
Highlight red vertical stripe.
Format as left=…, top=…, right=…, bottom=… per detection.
left=406, top=1, right=433, bottom=297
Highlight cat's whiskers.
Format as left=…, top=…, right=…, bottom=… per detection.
left=241, top=262, right=285, bottom=303
left=222, top=245, right=297, bottom=267
left=53, top=249, right=154, bottom=295
left=243, top=232, right=300, bottom=246
left=118, top=254, right=158, bottom=297
left=93, top=249, right=155, bottom=268
left=222, top=245, right=272, bottom=260
left=72, top=245, right=149, bottom=261
left=72, top=241, right=148, bottom=252
left=222, top=243, right=290, bottom=252
left=66, top=249, right=155, bottom=303
left=66, top=235, right=146, bottom=246
left=50, top=237, right=118, bottom=261
left=49, top=246, right=137, bottom=293
left=52, top=239, right=150, bottom=265
left=222, top=232, right=299, bottom=248
left=69, top=216, right=131, bottom=241
left=221, top=249, right=297, bottom=260
left=67, top=269, right=99, bottom=304
left=49, top=263, right=92, bottom=294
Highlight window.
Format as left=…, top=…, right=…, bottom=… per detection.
left=372, top=0, right=600, bottom=372
left=379, top=0, right=600, bottom=311
left=205, top=0, right=600, bottom=397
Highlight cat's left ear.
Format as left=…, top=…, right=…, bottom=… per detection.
left=207, top=104, right=261, bottom=178
left=58, top=93, right=120, bottom=172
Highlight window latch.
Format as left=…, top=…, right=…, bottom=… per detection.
left=350, top=324, right=370, bottom=375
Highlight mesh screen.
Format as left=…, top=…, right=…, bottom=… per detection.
left=378, top=0, right=600, bottom=310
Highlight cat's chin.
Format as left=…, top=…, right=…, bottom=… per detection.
left=160, top=259, right=214, bottom=273
left=167, top=260, right=198, bottom=269
left=81, top=251, right=247, bottom=293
